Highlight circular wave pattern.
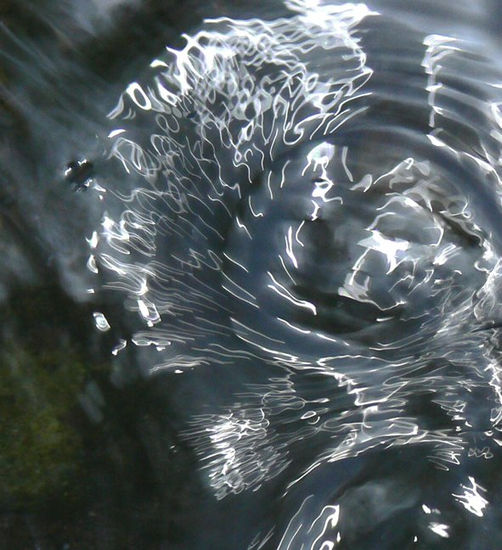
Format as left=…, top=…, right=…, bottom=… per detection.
left=91, top=1, right=502, bottom=547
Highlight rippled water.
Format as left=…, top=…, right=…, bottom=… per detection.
left=15, top=0, right=502, bottom=547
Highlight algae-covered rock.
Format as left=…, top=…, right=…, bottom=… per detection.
left=0, top=346, right=85, bottom=508
left=0, top=284, right=103, bottom=511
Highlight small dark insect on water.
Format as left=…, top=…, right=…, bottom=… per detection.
left=64, top=159, right=94, bottom=190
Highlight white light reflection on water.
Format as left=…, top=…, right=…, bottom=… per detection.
left=88, top=0, right=502, bottom=546
left=92, top=311, right=111, bottom=331
left=452, top=476, right=489, bottom=518
left=429, top=522, right=450, bottom=539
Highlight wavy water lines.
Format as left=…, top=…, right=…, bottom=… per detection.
left=93, top=2, right=374, bottom=362
left=87, top=1, right=502, bottom=547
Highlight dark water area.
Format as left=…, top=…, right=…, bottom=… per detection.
left=3, top=1, right=502, bottom=548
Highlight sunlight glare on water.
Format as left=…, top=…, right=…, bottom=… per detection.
left=87, top=0, right=502, bottom=547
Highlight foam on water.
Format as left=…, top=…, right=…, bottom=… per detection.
left=89, top=0, right=502, bottom=547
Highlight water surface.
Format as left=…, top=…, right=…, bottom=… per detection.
left=4, top=0, right=502, bottom=548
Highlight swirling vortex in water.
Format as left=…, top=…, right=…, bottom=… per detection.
left=90, top=1, right=502, bottom=548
